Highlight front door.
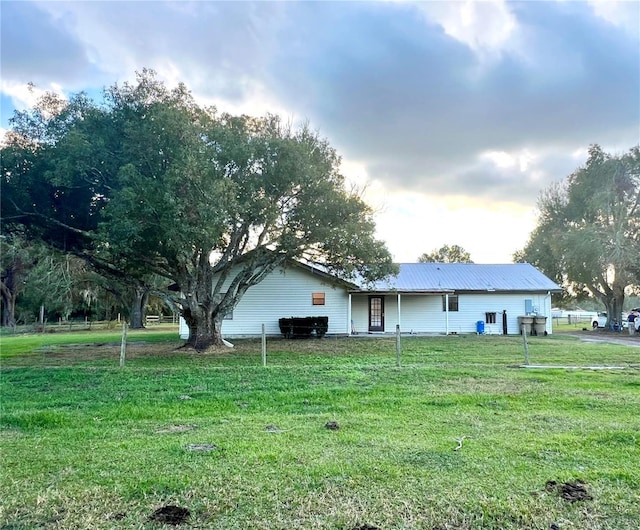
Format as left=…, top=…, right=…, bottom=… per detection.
left=368, top=296, right=385, bottom=332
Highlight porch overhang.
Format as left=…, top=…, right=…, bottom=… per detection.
left=347, top=289, right=457, bottom=336
left=348, top=289, right=455, bottom=295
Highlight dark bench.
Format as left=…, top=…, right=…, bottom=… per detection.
left=278, top=317, right=329, bottom=338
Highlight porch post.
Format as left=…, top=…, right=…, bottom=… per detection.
left=445, top=293, right=449, bottom=335
left=545, top=291, right=551, bottom=335
left=348, top=293, right=352, bottom=336
left=397, top=292, right=401, bottom=331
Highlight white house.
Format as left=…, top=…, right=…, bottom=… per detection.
left=179, top=261, right=354, bottom=339
left=179, top=262, right=561, bottom=339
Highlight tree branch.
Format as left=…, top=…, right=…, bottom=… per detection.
left=7, top=201, right=92, bottom=238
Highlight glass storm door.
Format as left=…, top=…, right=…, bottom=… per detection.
left=368, top=296, right=385, bottom=332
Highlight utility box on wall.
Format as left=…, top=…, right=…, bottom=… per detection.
left=525, top=299, right=533, bottom=314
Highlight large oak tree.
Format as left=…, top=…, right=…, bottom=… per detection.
left=516, top=145, right=640, bottom=325
left=1, top=71, right=396, bottom=349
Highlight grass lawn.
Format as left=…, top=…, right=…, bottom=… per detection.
left=1, top=331, right=639, bottom=529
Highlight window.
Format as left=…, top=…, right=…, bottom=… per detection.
left=442, top=295, right=459, bottom=312
left=312, top=292, right=326, bottom=306
left=485, top=312, right=497, bottom=324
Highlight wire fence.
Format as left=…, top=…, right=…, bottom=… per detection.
left=0, top=315, right=178, bottom=336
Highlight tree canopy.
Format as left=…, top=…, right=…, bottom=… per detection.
left=418, top=244, right=474, bottom=263
left=516, top=145, right=640, bottom=323
left=1, top=70, right=397, bottom=349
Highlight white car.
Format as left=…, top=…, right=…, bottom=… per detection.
left=591, top=312, right=608, bottom=329
left=592, top=311, right=640, bottom=331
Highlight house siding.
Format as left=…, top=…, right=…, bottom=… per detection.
left=178, top=262, right=559, bottom=339
left=350, top=292, right=553, bottom=335
left=180, top=265, right=350, bottom=339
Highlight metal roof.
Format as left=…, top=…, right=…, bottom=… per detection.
left=356, top=263, right=561, bottom=293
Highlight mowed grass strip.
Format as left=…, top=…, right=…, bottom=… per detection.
left=1, top=333, right=639, bottom=529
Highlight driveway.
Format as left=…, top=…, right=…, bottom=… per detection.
left=562, top=331, right=640, bottom=348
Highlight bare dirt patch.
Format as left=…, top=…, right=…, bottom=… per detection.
left=265, top=424, right=282, bottom=433
left=149, top=505, right=190, bottom=525
left=185, top=443, right=217, bottom=452
left=8, top=342, right=184, bottom=367
left=545, top=479, right=592, bottom=502
left=155, top=424, right=197, bottom=434
left=174, top=343, right=233, bottom=355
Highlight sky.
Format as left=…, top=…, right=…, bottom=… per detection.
left=1, top=0, right=639, bottom=264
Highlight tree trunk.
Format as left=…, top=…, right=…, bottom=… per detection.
left=182, top=305, right=227, bottom=351
left=593, top=280, right=625, bottom=328
left=605, top=294, right=625, bottom=328
left=129, top=287, right=148, bottom=329
left=0, top=284, right=16, bottom=327
left=176, top=252, right=276, bottom=352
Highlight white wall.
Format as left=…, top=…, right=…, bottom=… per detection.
left=350, top=292, right=554, bottom=335
left=179, top=317, right=189, bottom=339
left=180, top=265, right=350, bottom=338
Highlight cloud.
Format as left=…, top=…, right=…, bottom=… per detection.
left=416, top=0, right=518, bottom=59
left=0, top=1, right=95, bottom=87
left=588, top=0, right=640, bottom=36
left=0, top=80, right=66, bottom=113
left=0, top=126, right=9, bottom=147
left=1, top=0, right=638, bottom=262
left=261, top=1, right=639, bottom=204
left=28, top=1, right=287, bottom=105
left=5, top=2, right=636, bottom=175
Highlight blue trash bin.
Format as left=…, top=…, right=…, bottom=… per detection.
left=476, top=320, right=485, bottom=334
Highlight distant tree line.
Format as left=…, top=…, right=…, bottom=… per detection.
left=417, top=245, right=474, bottom=264
left=0, top=233, right=170, bottom=326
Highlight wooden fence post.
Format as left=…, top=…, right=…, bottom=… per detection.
left=261, top=324, right=267, bottom=367
left=522, top=324, right=529, bottom=365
